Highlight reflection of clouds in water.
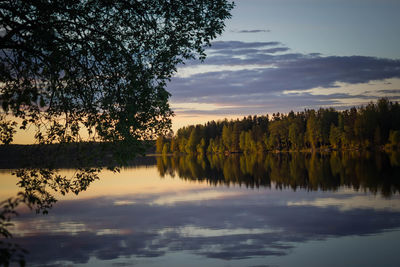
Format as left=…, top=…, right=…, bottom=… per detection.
left=11, top=220, right=88, bottom=237
left=287, top=195, right=400, bottom=212
left=11, top=189, right=400, bottom=265
left=151, top=190, right=245, bottom=205
left=113, top=200, right=136, bottom=206
left=160, top=226, right=281, bottom=238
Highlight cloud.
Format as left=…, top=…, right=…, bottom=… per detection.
left=231, top=29, right=271, bottom=33
left=377, top=89, right=400, bottom=94
left=167, top=41, right=400, bottom=115
left=207, top=41, right=281, bottom=50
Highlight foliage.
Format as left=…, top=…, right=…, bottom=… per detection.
left=0, top=1, right=234, bottom=265
left=0, top=0, right=234, bottom=153
left=0, top=115, right=16, bottom=145
left=388, top=130, right=400, bottom=150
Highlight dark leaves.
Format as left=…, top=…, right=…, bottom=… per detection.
left=1, top=0, right=234, bottom=153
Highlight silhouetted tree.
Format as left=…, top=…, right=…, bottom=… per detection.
left=0, top=0, right=234, bottom=155
left=0, top=1, right=234, bottom=265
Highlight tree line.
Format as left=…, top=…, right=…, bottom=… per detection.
left=156, top=98, right=400, bottom=154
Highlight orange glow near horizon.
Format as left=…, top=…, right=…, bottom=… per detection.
left=0, top=167, right=210, bottom=200
left=10, top=113, right=245, bottom=144
left=0, top=166, right=243, bottom=208
left=171, top=113, right=244, bottom=133
left=8, top=77, right=400, bottom=144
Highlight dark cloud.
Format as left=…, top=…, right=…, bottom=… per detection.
left=206, top=47, right=291, bottom=59
left=262, top=47, right=290, bottom=54
left=168, top=42, right=400, bottom=114
left=377, top=89, right=400, bottom=94
left=231, top=29, right=271, bottom=33
left=208, top=41, right=281, bottom=50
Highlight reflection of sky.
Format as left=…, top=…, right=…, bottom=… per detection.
left=3, top=167, right=400, bottom=266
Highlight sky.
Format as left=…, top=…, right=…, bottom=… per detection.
left=168, top=0, right=400, bottom=132
left=9, top=0, right=400, bottom=143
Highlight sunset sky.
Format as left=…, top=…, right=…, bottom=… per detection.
left=168, top=0, right=400, bottom=132
left=10, top=0, right=400, bottom=143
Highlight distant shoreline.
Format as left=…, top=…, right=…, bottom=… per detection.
left=1, top=142, right=397, bottom=169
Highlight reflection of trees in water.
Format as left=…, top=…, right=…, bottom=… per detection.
left=157, top=152, right=400, bottom=196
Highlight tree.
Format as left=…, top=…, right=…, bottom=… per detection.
left=222, top=124, right=232, bottom=152
left=319, top=108, right=338, bottom=146
left=162, top=143, right=170, bottom=154
left=196, top=138, right=206, bottom=154
left=239, top=131, right=246, bottom=151
left=340, top=108, right=357, bottom=148
left=0, top=2, right=234, bottom=265
left=170, top=137, right=177, bottom=154
left=155, top=135, right=165, bottom=154
left=306, top=110, right=321, bottom=149
left=231, top=123, right=241, bottom=152
left=186, top=127, right=200, bottom=153
left=245, top=130, right=256, bottom=152
left=329, top=124, right=341, bottom=149
left=0, top=0, right=234, bottom=156
left=289, top=120, right=303, bottom=150
left=388, top=130, right=400, bottom=150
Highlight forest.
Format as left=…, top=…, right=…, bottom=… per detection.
left=156, top=98, right=400, bottom=154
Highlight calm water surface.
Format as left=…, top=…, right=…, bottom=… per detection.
left=1, top=152, right=400, bottom=266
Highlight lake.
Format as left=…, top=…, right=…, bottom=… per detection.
left=1, top=152, right=400, bottom=266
